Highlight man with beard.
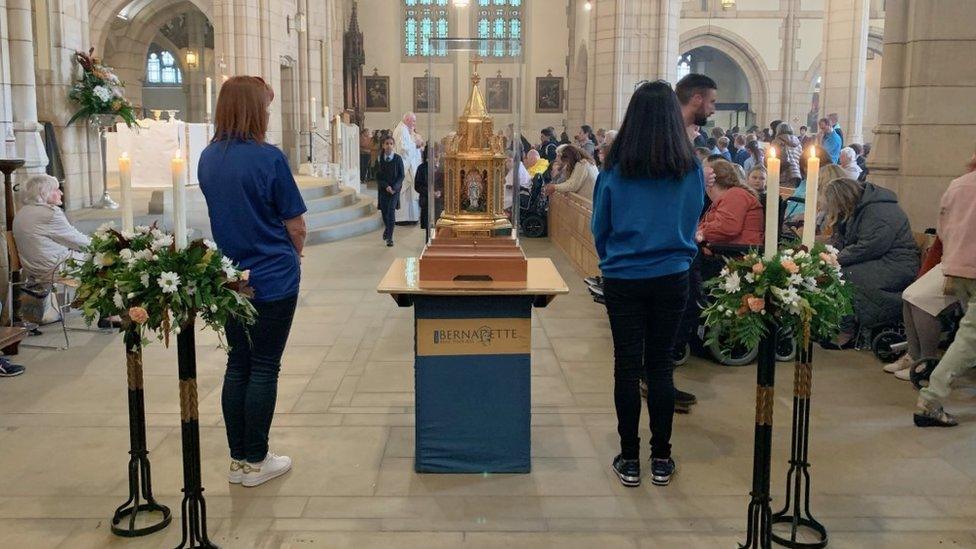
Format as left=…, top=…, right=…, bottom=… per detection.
left=665, top=73, right=719, bottom=413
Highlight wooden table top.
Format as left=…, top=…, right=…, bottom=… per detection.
left=377, top=257, right=570, bottom=297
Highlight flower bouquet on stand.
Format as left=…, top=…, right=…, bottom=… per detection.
left=67, top=48, right=138, bottom=128
left=702, top=243, right=852, bottom=549
left=66, top=222, right=256, bottom=542
left=701, top=244, right=852, bottom=350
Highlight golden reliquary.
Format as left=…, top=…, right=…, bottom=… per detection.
left=419, top=60, right=528, bottom=284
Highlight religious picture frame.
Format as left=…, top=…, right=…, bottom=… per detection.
left=535, top=72, right=564, bottom=114
left=486, top=74, right=513, bottom=114
left=364, top=70, right=390, bottom=112
left=413, top=75, right=440, bottom=113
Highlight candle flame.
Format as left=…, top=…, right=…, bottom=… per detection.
left=769, top=147, right=777, bottom=159
left=809, top=146, right=816, bottom=158
left=121, top=151, right=129, bottom=160
left=172, top=150, right=183, bottom=161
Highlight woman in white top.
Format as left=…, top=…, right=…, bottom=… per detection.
left=544, top=144, right=599, bottom=199
left=11, top=174, right=90, bottom=281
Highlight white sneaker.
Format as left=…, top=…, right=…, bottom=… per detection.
left=894, top=367, right=912, bottom=381
left=241, top=452, right=292, bottom=487
left=883, top=354, right=914, bottom=374
left=228, top=459, right=244, bottom=484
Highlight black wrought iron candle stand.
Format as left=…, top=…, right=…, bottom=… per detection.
left=740, top=328, right=777, bottom=549
left=175, top=318, right=218, bottom=549
left=112, top=326, right=172, bottom=537
left=771, top=336, right=828, bottom=548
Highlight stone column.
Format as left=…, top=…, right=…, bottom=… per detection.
left=6, top=0, right=50, bottom=170
left=869, top=0, right=976, bottom=227
left=0, top=0, right=13, bottom=156
left=820, top=0, right=870, bottom=143
left=779, top=0, right=800, bottom=125
left=589, top=0, right=680, bottom=129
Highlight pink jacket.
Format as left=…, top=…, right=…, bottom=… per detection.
left=938, top=170, right=976, bottom=279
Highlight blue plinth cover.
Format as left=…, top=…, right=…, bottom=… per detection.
left=413, top=295, right=534, bottom=473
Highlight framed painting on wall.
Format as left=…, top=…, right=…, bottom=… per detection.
left=413, top=75, right=440, bottom=113
left=536, top=71, right=564, bottom=114
left=364, top=69, right=390, bottom=112
left=486, top=74, right=512, bottom=114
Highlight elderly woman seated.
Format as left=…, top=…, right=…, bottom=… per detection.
left=697, top=159, right=764, bottom=247
left=11, top=175, right=120, bottom=328
left=820, top=178, right=919, bottom=349
left=11, top=175, right=89, bottom=282
left=544, top=144, right=599, bottom=199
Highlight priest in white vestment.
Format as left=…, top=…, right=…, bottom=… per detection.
left=392, top=112, right=423, bottom=222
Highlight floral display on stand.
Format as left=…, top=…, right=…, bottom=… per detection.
left=67, top=48, right=138, bottom=127
left=67, top=223, right=257, bottom=346
left=701, top=243, right=853, bottom=350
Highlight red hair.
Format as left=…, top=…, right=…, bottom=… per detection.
left=212, top=76, right=274, bottom=143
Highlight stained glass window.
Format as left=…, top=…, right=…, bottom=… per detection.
left=676, top=54, right=692, bottom=81
left=476, top=0, right=521, bottom=57
left=146, top=49, right=182, bottom=85
left=404, top=0, right=450, bottom=58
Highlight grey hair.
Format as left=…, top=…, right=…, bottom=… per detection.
left=21, top=174, right=60, bottom=206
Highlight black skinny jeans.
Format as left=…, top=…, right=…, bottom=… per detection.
left=222, top=294, right=298, bottom=463
left=604, top=271, right=689, bottom=460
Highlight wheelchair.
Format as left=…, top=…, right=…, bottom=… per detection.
left=519, top=175, right=549, bottom=238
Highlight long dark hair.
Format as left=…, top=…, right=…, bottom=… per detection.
left=581, top=125, right=597, bottom=145
left=605, top=81, right=696, bottom=180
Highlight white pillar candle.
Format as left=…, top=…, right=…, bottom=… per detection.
left=764, top=147, right=781, bottom=260
left=311, top=97, right=317, bottom=127
left=324, top=106, right=330, bottom=124
left=171, top=150, right=187, bottom=249
left=119, top=152, right=133, bottom=233
left=205, top=77, right=213, bottom=121
left=802, top=147, right=820, bottom=249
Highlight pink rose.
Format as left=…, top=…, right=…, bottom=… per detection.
left=752, top=262, right=766, bottom=275
left=781, top=260, right=799, bottom=274
left=819, top=252, right=839, bottom=266
left=128, top=306, right=149, bottom=325
left=240, top=269, right=250, bottom=281
left=747, top=296, right=766, bottom=313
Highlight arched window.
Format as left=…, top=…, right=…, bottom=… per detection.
left=476, top=0, right=521, bottom=58
left=404, top=0, right=450, bottom=58
left=145, top=48, right=183, bottom=85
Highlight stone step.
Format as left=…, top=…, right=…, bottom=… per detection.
left=306, top=211, right=384, bottom=245
left=305, top=196, right=376, bottom=230
left=305, top=187, right=358, bottom=214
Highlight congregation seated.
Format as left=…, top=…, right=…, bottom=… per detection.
left=697, top=159, right=764, bottom=247
left=523, top=149, right=549, bottom=180
left=11, top=174, right=90, bottom=283
left=544, top=143, right=599, bottom=199
left=820, top=178, right=920, bottom=348
left=746, top=166, right=767, bottom=194
left=772, top=123, right=803, bottom=186
left=839, top=147, right=863, bottom=180
left=785, top=163, right=847, bottom=223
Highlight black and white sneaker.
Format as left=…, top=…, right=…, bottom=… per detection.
left=650, top=458, right=676, bottom=486
left=588, top=284, right=604, bottom=298
left=584, top=276, right=602, bottom=288
left=675, top=389, right=697, bottom=407
left=611, top=454, right=641, bottom=487
left=0, top=357, right=25, bottom=377
left=914, top=398, right=958, bottom=428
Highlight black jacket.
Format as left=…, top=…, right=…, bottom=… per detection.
left=376, top=153, right=404, bottom=208
left=835, top=183, right=919, bottom=328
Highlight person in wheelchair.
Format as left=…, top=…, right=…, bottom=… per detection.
left=695, top=159, right=764, bottom=280
left=819, top=178, right=919, bottom=349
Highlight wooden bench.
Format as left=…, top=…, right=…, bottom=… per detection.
left=0, top=326, right=28, bottom=355
left=548, top=191, right=600, bottom=277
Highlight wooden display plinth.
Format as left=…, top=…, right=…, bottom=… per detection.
left=419, top=235, right=527, bottom=284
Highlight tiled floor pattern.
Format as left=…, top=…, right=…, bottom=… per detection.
left=1, top=227, right=975, bottom=548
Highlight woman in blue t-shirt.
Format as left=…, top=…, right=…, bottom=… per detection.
left=591, top=81, right=704, bottom=489
left=198, top=76, right=308, bottom=488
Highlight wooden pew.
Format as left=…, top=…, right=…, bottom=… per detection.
left=547, top=191, right=600, bottom=277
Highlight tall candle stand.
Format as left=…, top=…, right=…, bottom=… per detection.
left=740, top=328, right=778, bottom=549
left=175, top=317, right=218, bottom=548
left=111, top=324, right=172, bottom=537
left=771, top=330, right=828, bottom=548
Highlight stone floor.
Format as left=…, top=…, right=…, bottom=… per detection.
left=1, top=227, right=975, bottom=548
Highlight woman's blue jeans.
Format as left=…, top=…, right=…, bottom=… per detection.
left=222, top=294, right=298, bottom=463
